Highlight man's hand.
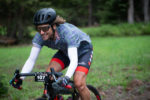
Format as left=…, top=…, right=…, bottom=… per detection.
left=9, top=78, right=23, bottom=90
left=56, top=76, right=70, bottom=87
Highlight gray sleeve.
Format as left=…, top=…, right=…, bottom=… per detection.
left=32, top=32, right=44, bottom=48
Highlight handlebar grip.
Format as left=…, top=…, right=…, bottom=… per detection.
left=10, top=78, right=23, bottom=90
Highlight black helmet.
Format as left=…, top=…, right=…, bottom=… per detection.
left=33, top=8, right=56, bottom=25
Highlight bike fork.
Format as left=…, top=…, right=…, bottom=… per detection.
left=43, top=84, right=51, bottom=99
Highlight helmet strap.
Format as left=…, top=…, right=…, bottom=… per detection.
left=50, top=25, right=56, bottom=40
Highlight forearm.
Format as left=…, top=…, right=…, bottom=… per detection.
left=21, top=58, right=36, bottom=73
left=65, top=47, right=78, bottom=78
left=65, top=60, right=78, bottom=78
left=21, top=46, right=41, bottom=79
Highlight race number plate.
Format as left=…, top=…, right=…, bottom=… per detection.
left=35, top=72, right=47, bottom=82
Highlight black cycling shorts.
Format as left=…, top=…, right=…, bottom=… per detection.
left=50, top=48, right=93, bottom=75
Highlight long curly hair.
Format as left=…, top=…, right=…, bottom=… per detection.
left=52, top=16, right=66, bottom=25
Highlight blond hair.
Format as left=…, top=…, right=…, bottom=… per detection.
left=52, top=15, right=66, bottom=25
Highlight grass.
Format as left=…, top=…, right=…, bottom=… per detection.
left=0, top=36, right=150, bottom=99
left=88, top=36, right=150, bottom=88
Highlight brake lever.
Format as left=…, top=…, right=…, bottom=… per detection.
left=14, top=69, right=20, bottom=79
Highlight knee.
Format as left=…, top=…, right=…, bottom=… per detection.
left=74, top=80, right=86, bottom=92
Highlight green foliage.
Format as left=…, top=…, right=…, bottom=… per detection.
left=96, top=0, right=128, bottom=24
left=118, top=23, right=142, bottom=36
left=0, top=26, right=6, bottom=36
left=82, top=23, right=150, bottom=37
left=142, top=24, right=150, bottom=35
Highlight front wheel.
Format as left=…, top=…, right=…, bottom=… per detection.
left=72, top=85, right=101, bottom=100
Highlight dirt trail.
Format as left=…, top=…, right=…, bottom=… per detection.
left=99, top=79, right=150, bottom=100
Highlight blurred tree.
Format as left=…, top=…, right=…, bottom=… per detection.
left=94, top=0, right=128, bottom=24
left=88, top=0, right=92, bottom=26
left=143, top=0, right=150, bottom=23
left=50, top=0, right=91, bottom=26
left=128, top=0, right=134, bottom=24
left=134, top=0, right=142, bottom=22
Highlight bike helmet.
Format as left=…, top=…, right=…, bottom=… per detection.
left=33, top=8, right=56, bottom=25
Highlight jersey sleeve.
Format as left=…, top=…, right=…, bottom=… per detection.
left=32, top=32, right=44, bottom=48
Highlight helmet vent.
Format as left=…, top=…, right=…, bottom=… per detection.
left=47, top=15, right=51, bottom=20
left=42, top=15, right=44, bottom=21
left=37, top=15, right=40, bottom=21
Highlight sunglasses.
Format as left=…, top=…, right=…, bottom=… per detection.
left=36, top=25, right=51, bottom=32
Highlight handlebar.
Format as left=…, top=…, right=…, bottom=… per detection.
left=13, top=68, right=63, bottom=82
left=19, top=73, right=35, bottom=77
left=10, top=68, right=72, bottom=91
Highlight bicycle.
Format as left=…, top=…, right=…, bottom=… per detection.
left=10, top=68, right=101, bottom=100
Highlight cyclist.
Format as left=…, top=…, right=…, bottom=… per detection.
left=12, top=8, right=93, bottom=100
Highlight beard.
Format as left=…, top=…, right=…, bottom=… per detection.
left=41, top=32, right=49, bottom=40
left=41, top=30, right=55, bottom=41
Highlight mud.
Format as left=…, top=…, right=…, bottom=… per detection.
left=99, top=79, right=150, bottom=100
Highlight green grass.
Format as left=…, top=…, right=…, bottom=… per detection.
left=0, top=36, right=150, bottom=99
left=88, top=36, right=150, bottom=88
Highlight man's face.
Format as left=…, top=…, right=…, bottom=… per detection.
left=36, top=24, right=53, bottom=40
